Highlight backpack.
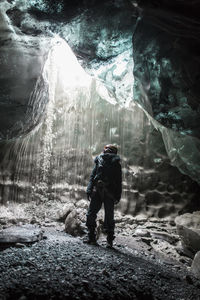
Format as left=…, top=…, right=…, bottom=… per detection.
left=94, top=153, right=120, bottom=187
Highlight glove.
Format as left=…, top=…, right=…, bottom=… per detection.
left=87, top=191, right=91, bottom=201
left=114, top=199, right=120, bottom=205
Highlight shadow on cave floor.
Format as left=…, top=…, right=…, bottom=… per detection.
left=0, top=226, right=200, bottom=300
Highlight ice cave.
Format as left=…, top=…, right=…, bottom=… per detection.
left=0, top=0, right=200, bottom=299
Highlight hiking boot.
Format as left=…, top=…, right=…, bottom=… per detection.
left=106, top=240, right=113, bottom=248
left=106, top=235, right=115, bottom=248
left=83, top=234, right=98, bottom=245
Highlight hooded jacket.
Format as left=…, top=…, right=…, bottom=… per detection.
left=87, top=153, right=122, bottom=202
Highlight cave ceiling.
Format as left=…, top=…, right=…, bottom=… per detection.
left=1, top=0, right=199, bottom=138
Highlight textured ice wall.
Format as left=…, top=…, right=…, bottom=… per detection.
left=0, top=0, right=50, bottom=140
left=0, top=38, right=199, bottom=218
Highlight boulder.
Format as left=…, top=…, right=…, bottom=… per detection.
left=56, top=203, right=75, bottom=221
left=191, top=251, right=200, bottom=280
left=175, top=211, right=200, bottom=254
left=133, top=228, right=150, bottom=237
left=0, top=224, right=43, bottom=247
left=76, top=199, right=89, bottom=209
left=65, top=210, right=86, bottom=236
left=64, top=205, right=104, bottom=238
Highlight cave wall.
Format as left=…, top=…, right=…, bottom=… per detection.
left=0, top=0, right=200, bottom=218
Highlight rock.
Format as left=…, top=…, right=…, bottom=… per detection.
left=175, top=211, right=200, bottom=254
left=0, top=218, right=7, bottom=225
left=133, top=228, right=150, bottom=237
left=179, top=257, right=192, bottom=266
left=30, top=217, right=39, bottom=224
left=0, top=224, right=43, bottom=246
left=134, top=215, right=148, bottom=223
left=150, top=231, right=179, bottom=245
left=15, top=242, right=26, bottom=248
left=191, top=251, right=200, bottom=280
left=65, top=210, right=85, bottom=236
left=18, top=296, right=27, bottom=300
left=151, top=239, right=180, bottom=261
left=185, top=275, right=193, bottom=285
left=76, top=199, right=88, bottom=209
left=102, top=268, right=110, bottom=277
left=57, top=203, right=75, bottom=221
left=141, top=237, right=152, bottom=246
left=176, top=243, right=194, bottom=259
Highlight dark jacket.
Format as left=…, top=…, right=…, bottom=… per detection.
left=87, top=153, right=122, bottom=202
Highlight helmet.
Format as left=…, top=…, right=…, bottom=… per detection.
left=104, top=144, right=118, bottom=154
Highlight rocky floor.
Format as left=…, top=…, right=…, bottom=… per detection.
left=0, top=201, right=200, bottom=300
left=0, top=224, right=200, bottom=300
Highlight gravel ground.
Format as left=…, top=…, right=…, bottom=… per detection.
left=0, top=227, right=200, bottom=300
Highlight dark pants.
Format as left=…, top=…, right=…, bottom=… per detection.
left=86, top=186, right=115, bottom=237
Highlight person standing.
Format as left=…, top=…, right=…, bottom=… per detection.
left=84, top=144, right=122, bottom=248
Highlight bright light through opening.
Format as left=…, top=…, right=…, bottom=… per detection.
left=51, top=37, right=92, bottom=89
left=47, top=36, right=117, bottom=105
